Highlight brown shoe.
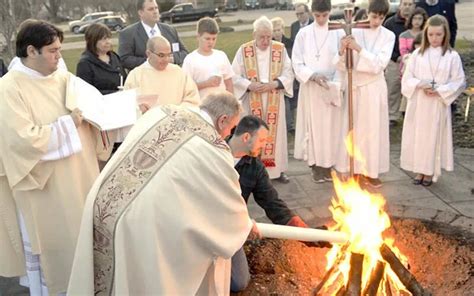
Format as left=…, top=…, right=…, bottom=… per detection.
left=365, top=177, right=382, bottom=188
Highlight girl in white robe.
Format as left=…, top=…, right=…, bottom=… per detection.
left=400, top=15, right=465, bottom=185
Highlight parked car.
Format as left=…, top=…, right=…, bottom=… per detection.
left=388, top=0, right=400, bottom=17
left=160, top=3, right=218, bottom=23
left=275, top=0, right=290, bottom=10
left=224, top=0, right=239, bottom=11
left=77, top=16, right=127, bottom=34
left=244, top=0, right=260, bottom=10
left=69, top=11, right=115, bottom=34
left=330, top=0, right=369, bottom=20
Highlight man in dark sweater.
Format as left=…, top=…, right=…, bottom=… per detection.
left=417, top=0, right=457, bottom=47
left=383, top=0, right=416, bottom=124
left=228, top=115, right=310, bottom=292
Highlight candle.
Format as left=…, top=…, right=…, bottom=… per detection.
left=256, top=223, right=348, bottom=244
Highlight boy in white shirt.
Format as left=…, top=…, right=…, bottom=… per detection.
left=182, top=17, right=234, bottom=99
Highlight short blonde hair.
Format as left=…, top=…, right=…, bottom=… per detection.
left=271, top=17, right=285, bottom=28
left=253, top=16, right=273, bottom=33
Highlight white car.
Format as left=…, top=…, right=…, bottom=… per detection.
left=68, top=11, right=115, bottom=34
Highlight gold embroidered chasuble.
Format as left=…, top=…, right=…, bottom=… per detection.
left=68, top=105, right=252, bottom=296
left=241, top=41, right=284, bottom=167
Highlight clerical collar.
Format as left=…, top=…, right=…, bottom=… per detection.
left=141, top=21, right=160, bottom=38
left=10, top=59, right=51, bottom=79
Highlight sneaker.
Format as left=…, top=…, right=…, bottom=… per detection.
left=365, top=177, right=382, bottom=188
left=323, top=168, right=333, bottom=182
left=311, top=166, right=325, bottom=183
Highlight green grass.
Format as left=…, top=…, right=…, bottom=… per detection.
left=454, top=38, right=472, bottom=53
left=62, top=29, right=254, bottom=73
left=63, top=32, right=119, bottom=44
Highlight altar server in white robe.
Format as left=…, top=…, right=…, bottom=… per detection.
left=0, top=20, right=110, bottom=295
left=68, top=92, right=254, bottom=296
left=401, top=15, right=465, bottom=186
left=232, top=16, right=294, bottom=183
left=335, top=0, right=395, bottom=188
left=292, top=0, right=345, bottom=183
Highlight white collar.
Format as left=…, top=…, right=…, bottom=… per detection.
left=10, top=59, right=51, bottom=79
left=199, top=109, right=214, bottom=127
left=141, top=21, right=160, bottom=36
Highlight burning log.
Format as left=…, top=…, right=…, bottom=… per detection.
left=362, top=261, right=385, bottom=296
left=313, top=244, right=349, bottom=295
left=380, top=243, right=431, bottom=296
left=344, top=252, right=364, bottom=296
left=384, top=276, right=393, bottom=296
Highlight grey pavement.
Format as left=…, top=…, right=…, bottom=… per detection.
left=249, top=145, right=474, bottom=235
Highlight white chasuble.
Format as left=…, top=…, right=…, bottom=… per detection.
left=68, top=105, right=252, bottom=296
left=232, top=43, right=294, bottom=179
left=0, top=69, right=106, bottom=294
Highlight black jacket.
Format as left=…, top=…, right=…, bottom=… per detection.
left=0, top=58, right=7, bottom=77
left=290, top=18, right=314, bottom=44
left=417, top=0, right=457, bottom=47
left=235, top=156, right=295, bottom=225
left=383, top=12, right=407, bottom=62
left=76, top=50, right=127, bottom=95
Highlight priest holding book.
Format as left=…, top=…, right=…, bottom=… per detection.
left=0, top=20, right=111, bottom=295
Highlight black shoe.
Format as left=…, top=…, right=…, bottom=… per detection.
left=421, top=178, right=433, bottom=187
left=276, top=172, right=290, bottom=184
left=412, top=174, right=423, bottom=185
left=311, top=166, right=325, bottom=183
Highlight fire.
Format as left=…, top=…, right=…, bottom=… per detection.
left=318, top=172, right=414, bottom=295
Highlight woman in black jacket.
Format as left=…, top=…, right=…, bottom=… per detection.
left=76, top=23, right=127, bottom=95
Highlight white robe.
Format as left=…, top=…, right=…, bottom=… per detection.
left=335, top=26, right=395, bottom=178
left=232, top=44, right=294, bottom=179
left=292, top=23, right=345, bottom=168
left=68, top=106, right=252, bottom=296
left=400, top=47, right=465, bottom=181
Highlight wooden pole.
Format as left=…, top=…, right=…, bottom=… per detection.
left=313, top=244, right=350, bottom=294
left=344, top=7, right=355, bottom=177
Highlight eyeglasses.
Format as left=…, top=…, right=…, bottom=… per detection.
left=150, top=51, right=173, bottom=58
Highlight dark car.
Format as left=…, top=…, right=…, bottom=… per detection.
left=224, top=0, right=239, bottom=11
left=69, top=11, right=115, bottom=34
left=244, top=0, right=260, bottom=9
left=160, top=3, right=218, bottom=23
left=78, top=16, right=126, bottom=34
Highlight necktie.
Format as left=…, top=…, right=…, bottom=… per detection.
left=150, top=28, right=156, bottom=37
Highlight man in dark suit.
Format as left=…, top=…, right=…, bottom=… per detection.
left=289, top=3, right=313, bottom=132
left=290, top=3, right=313, bottom=42
left=119, top=0, right=188, bottom=71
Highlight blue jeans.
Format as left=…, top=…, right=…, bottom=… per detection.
left=230, top=247, right=250, bottom=292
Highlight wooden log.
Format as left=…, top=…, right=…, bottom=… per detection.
left=336, top=283, right=346, bottom=296
left=344, top=252, right=364, bottom=296
left=313, top=244, right=350, bottom=295
left=362, top=261, right=385, bottom=296
left=316, top=272, right=344, bottom=296
left=384, top=276, right=393, bottom=296
left=380, top=243, right=431, bottom=296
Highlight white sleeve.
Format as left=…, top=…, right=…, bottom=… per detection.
left=232, top=47, right=252, bottom=100
left=221, top=52, right=235, bottom=80
left=292, top=31, right=314, bottom=84
left=436, top=51, right=466, bottom=106
left=355, top=30, right=395, bottom=74
left=41, top=115, right=82, bottom=161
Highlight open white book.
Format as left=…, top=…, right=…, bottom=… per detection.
left=66, top=76, right=137, bottom=131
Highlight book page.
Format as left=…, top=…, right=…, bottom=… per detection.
left=67, top=77, right=137, bottom=131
